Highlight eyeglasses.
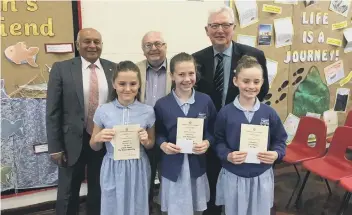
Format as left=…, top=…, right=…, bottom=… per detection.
left=143, top=42, right=165, bottom=50
left=208, top=23, right=234, bottom=30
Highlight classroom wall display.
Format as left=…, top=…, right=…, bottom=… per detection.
left=230, top=0, right=351, bottom=127
left=1, top=0, right=75, bottom=97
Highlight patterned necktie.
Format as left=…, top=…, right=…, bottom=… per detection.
left=214, top=53, right=224, bottom=101
left=86, top=64, right=99, bottom=135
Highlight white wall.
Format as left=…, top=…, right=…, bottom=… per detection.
left=81, top=0, right=226, bottom=63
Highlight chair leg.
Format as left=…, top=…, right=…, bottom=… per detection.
left=337, top=192, right=351, bottom=215
left=294, top=170, right=311, bottom=209
left=341, top=192, right=351, bottom=215
left=285, top=164, right=301, bottom=209
left=324, top=179, right=332, bottom=196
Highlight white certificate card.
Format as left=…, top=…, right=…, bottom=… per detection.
left=112, top=124, right=140, bottom=160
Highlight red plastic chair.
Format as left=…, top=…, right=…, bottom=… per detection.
left=327, top=110, right=352, bottom=145
left=294, top=126, right=352, bottom=209
left=282, top=116, right=327, bottom=208
left=337, top=176, right=352, bottom=215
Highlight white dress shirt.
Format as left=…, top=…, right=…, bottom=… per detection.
left=81, top=57, right=109, bottom=124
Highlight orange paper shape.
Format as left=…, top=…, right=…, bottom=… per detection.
left=4, top=42, right=39, bottom=67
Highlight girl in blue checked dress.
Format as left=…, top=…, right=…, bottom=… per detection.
left=154, top=52, right=217, bottom=215
left=90, top=61, right=155, bottom=215
left=214, top=56, right=287, bottom=215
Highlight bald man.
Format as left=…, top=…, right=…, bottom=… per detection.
left=46, top=28, right=115, bottom=215
left=136, top=31, right=172, bottom=211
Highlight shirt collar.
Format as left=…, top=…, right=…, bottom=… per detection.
left=233, top=96, right=260, bottom=112
left=213, top=43, right=233, bottom=57
left=81, top=56, right=102, bottom=70
left=172, top=89, right=195, bottom=107
left=113, top=99, right=138, bottom=109
left=147, top=59, right=167, bottom=72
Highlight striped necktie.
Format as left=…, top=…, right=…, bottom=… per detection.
left=214, top=53, right=224, bottom=101
left=86, top=64, right=99, bottom=135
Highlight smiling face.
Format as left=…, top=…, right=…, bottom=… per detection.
left=171, top=61, right=196, bottom=94
left=205, top=11, right=235, bottom=52
left=76, top=28, right=102, bottom=63
left=142, top=31, right=167, bottom=67
left=233, top=67, right=263, bottom=100
left=113, top=70, right=140, bottom=103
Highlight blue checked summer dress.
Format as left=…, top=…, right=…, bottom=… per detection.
left=93, top=99, right=155, bottom=215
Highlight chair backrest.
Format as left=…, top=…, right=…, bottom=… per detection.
left=344, top=110, right=352, bottom=127
left=327, top=126, right=352, bottom=160
left=291, top=116, right=327, bottom=154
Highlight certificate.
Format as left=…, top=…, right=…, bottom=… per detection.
left=176, top=118, right=204, bottom=154
left=112, top=124, right=140, bottom=160
left=239, top=124, right=269, bottom=164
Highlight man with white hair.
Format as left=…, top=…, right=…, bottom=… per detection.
left=136, top=31, right=172, bottom=212
left=193, top=6, right=269, bottom=215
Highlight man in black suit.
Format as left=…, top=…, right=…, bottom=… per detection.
left=193, top=6, right=269, bottom=215
left=46, top=28, right=115, bottom=215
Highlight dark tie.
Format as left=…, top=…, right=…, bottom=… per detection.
left=214, top=53, right=224, bottom=102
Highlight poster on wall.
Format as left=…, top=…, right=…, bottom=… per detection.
left=235, top=0, right=258, bottom=28
left=329, top=0, right=351, bottom=17
left=334, top=88, right=350, bottom=112
left=324, top=60, right=345, bottom=86
left=274, top=17, right=294, bottom=48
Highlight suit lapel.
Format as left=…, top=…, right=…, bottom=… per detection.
left=139, top=60, right=147, bottom=103
left=165, top=59, right=172, bottom=95
left=101, top=59, right=114, bottom=101
left=203, top=48, right=215, bottom=83
left=226, top=41, right=242, bottom=103
left=71, top=58, right=84, bottom=109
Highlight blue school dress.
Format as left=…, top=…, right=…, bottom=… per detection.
left=93, top=99, right=155, bottom=215
left=158, top=90, right=210, bottom=214
left=215, top=96, right=287, bottom=215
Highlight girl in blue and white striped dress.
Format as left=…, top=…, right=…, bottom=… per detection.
left=214, top=56, right=287, bottom=215
left=154, top=52, right=217, bottom=215
left=90, top=61, right=155, bottom=215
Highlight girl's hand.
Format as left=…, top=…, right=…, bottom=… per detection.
left=138, top=128, right=149, bottom=146
left=94, top=128, right=115, bottom=143
left=227, top=151, right=247, bottom=165
left=193, top=140, right=210, bottom=154
left=160, top=142, right=181, bottom=155
left=257, top=151, right=278, bottom=164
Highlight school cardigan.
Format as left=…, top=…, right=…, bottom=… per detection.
left=154, top=91, right=217, bottom=182
left=214, top=103, right=287, bottom=178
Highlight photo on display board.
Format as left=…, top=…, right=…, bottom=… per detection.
left=258, top=24, right=272, bottom=46
left=304, top=0, right=317, bottom=7
left=329, top=0, right=351, bottom=17
left=334, top=88, right=350, bottom=112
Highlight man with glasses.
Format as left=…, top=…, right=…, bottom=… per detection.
left=193, top=6, right=269, bottom=215
left=136, top=31, right=172, bottom=213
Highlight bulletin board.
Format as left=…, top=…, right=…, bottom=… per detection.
left=1, top=0, right=75, bottom=98
left=231, top=0, right=352, bottom=129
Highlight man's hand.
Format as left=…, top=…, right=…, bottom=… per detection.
left=50, top=152, right=67, bottom=167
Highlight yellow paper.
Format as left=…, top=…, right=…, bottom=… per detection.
left=326, top=37, right=342, bottom=47
left=339, top=71, right=352, bottom=86
left=332, top=21, right=348, bottom=30
left=262, top=4, right=282, bottom=14
left=113, top=124, right=140, bottom=160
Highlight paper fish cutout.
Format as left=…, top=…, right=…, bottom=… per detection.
left=1, top=165, right=13, bottom=185
left=1, top=118, right=24, bottom=140
left=4, top=42, right=39, bottom=67
left=1, top=79, right=9, bottom=98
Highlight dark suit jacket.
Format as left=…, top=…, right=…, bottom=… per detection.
left=193, top=41, right=269, bottom=111
left=46, top=57, right=115, bottom=166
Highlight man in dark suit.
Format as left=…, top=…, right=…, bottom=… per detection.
left=46, top=28, right=115, bottom=215
left=193, top=6, right=269, bottom=215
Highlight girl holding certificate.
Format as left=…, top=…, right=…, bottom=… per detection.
left=90, top=61, right=155, bottom=215
left=154, top=52, right=217, bottom=215
left=214, top=56, right=287, bottom=215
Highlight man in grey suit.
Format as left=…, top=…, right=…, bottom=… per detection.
left=46, top=28, right=115, bottom=215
